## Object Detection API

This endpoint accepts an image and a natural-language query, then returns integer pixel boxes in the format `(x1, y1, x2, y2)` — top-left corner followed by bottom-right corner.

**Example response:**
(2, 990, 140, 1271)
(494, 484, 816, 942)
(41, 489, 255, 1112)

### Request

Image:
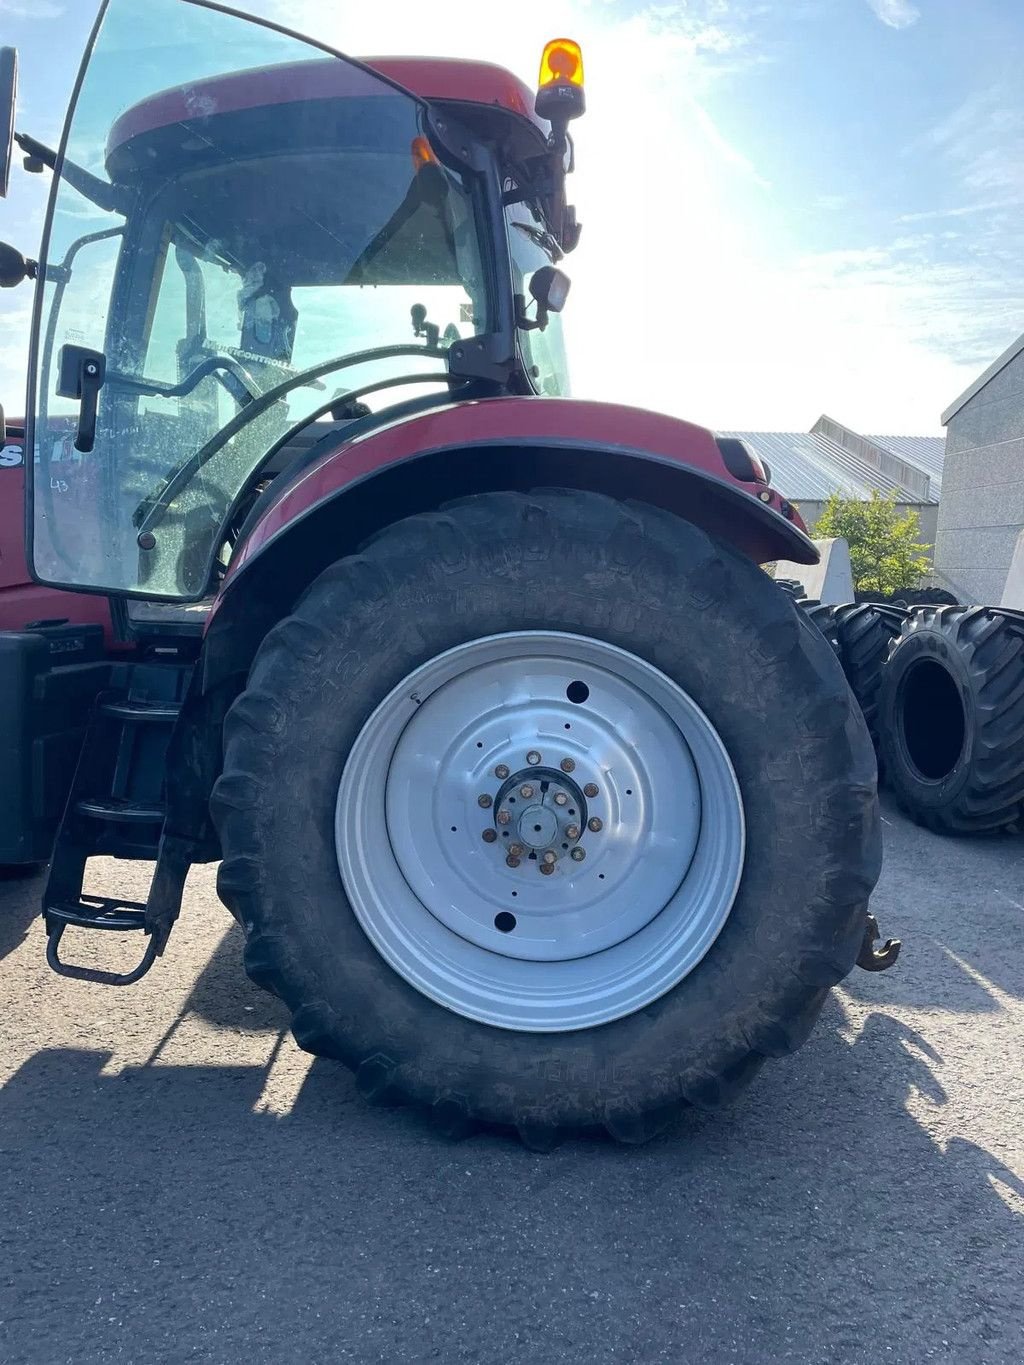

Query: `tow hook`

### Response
(856, 913, 901, 971)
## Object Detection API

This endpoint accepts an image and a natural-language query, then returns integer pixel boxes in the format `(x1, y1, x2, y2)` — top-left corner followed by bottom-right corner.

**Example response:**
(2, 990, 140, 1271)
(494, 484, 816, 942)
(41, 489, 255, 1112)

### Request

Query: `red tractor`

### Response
(0, 0, 891, 1146)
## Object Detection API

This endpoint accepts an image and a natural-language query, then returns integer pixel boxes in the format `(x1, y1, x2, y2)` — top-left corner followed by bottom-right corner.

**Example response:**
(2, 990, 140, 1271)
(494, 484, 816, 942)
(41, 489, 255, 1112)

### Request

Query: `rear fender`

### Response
(202, 399, 815, 691)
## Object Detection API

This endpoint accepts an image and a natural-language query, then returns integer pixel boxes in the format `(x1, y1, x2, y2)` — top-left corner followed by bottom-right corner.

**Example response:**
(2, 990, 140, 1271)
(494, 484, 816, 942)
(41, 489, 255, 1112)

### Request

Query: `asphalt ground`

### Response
(0, 798, 1021, 1365)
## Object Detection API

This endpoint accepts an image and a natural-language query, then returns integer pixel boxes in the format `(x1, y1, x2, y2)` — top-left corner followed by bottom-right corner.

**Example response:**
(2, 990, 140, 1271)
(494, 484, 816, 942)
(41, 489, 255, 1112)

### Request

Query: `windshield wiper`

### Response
(132, 343, 448, 533)
(509, 219, 563, 262)
(109, 353, 260, 406)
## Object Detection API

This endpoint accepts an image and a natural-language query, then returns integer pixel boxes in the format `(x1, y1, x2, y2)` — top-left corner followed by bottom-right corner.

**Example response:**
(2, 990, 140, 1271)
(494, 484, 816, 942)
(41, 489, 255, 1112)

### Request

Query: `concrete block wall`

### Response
(936, 346, 1024, 604)
(796, 501, 938, 565)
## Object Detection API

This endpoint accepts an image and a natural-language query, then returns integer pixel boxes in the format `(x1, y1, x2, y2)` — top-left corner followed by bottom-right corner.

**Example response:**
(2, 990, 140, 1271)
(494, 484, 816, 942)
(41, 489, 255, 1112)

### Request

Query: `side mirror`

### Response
(0, 48, 17, 199)
(527, 265, 571, 329)
(0, 240, 35, 288)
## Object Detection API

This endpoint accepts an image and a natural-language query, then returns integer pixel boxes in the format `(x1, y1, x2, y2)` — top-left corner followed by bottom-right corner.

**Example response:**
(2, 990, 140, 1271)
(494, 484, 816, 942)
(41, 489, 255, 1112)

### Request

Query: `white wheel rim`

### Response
(336, 631, 745, 1031)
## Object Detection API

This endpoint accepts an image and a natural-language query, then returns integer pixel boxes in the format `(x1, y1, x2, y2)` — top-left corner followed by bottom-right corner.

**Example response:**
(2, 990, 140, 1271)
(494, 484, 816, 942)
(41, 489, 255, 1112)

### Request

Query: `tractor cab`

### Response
(19, 0, 580, 603)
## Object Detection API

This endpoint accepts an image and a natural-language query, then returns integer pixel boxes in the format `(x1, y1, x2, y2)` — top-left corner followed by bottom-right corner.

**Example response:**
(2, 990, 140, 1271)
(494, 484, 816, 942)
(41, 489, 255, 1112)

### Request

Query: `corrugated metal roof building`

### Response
(868, 435, 946, 493)
(721, 417, 943, 504)
(720, 415, 946, 553)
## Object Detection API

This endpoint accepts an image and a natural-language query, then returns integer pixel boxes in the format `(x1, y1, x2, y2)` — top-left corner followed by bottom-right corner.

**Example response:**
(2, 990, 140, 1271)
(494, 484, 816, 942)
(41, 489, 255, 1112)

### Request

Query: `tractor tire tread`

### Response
(211, 490, 880, 1146)
(833, 603, 907, 748)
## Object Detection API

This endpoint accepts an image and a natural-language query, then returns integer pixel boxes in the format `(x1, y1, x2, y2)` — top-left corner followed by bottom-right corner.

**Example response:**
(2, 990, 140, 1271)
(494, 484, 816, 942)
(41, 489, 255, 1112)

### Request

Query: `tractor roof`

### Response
(368, 56, 541, 125)
(107, 55, 548, 156)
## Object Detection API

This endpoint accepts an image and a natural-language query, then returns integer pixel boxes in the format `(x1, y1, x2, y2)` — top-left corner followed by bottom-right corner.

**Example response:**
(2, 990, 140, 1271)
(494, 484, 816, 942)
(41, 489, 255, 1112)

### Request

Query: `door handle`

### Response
(56, 343, 105, 452)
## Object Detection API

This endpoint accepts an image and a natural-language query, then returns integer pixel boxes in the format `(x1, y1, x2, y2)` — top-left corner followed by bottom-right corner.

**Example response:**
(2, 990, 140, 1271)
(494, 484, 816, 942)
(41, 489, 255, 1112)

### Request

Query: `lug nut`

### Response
(588, 817, 603, 833)
(509, 844, 524, 857)
(554, 792, 568, 807)
(482, 829, 497, 843)
(478, 793, 493, 808)
(506, 855, 521, 868)
(520, 784, 535, 799)
(527, 750, 542, 766)
(496, 809, 512, 826)
(540, 862, 554, 875)
(584, 783, 599, 798)
(566, 824, 580, 840)
(542, 851, 557, 865)
(571, 847, 586, 862)
(560, 758, 575, 773)
(495, 764, 510, 780)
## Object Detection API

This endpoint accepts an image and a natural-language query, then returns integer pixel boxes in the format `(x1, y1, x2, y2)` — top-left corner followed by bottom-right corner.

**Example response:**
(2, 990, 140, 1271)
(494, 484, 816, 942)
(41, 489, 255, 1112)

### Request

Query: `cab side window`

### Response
(505, 202, 571, 397)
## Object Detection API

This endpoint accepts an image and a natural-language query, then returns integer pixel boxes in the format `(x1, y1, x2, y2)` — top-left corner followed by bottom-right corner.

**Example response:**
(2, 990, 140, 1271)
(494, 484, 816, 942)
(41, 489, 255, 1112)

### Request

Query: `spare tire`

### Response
(774, 577, 807, 602)
(889, 587, 959, 609)
(832, 603, 907, 751)
(799, 601, 843, 657)
(877, 606, 1024, 834)
(212, 490, 880, 1146)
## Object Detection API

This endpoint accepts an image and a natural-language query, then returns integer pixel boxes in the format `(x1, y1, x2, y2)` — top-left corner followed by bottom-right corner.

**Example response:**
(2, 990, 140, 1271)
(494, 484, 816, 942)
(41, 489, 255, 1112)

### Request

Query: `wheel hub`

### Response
(492, 768, 586, 859)
(336, 631, 745, 1031)
(517, 801, 558, 850)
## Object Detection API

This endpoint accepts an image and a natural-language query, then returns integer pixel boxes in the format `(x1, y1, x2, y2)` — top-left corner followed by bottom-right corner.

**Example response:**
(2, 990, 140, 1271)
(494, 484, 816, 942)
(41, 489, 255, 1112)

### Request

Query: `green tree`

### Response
(812, 489, 931, 595)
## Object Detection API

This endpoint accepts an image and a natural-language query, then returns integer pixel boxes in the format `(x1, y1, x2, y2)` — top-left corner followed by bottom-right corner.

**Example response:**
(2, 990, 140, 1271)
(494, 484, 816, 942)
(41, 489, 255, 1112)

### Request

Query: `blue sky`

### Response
(1, 0, 1022, 433)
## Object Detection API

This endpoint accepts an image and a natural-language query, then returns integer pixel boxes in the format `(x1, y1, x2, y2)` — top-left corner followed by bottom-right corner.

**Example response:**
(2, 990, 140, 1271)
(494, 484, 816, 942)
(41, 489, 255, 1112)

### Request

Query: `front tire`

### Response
(212, 491, 880, 1145)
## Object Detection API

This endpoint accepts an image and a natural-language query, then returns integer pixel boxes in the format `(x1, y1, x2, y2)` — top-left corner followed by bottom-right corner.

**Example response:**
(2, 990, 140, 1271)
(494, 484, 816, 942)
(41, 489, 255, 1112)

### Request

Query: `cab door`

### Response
(27, 0, 465, 601)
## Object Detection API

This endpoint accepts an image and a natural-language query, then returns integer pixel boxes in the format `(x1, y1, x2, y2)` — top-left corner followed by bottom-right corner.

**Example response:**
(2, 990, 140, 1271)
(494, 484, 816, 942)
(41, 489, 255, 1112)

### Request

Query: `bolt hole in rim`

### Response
(336, 631, 745, 1031)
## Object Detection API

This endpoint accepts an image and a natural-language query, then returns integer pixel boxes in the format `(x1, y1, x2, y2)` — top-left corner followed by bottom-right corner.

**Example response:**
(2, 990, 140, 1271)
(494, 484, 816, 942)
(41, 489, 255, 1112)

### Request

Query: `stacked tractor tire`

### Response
(785, 586, 1024, 836)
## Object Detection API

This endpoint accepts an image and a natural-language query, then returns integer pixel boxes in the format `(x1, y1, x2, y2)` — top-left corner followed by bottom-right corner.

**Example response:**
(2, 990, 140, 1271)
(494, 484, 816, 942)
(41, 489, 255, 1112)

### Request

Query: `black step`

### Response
(99, 698, 181, 723)
(40, 656, 195, 988)
(76, 796, 165, 824)
(46, 897, 147, 932)
(44, 896, 157, 986)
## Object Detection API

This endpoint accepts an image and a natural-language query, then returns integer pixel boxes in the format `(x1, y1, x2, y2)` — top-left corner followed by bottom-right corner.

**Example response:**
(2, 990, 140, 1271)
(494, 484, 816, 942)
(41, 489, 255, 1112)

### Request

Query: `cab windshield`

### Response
(30, 0, 490, 599)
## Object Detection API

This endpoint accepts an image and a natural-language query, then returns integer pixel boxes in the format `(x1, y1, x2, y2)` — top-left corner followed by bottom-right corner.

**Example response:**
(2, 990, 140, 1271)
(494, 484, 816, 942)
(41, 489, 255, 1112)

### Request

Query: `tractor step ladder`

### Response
(43, 658, 193, 986)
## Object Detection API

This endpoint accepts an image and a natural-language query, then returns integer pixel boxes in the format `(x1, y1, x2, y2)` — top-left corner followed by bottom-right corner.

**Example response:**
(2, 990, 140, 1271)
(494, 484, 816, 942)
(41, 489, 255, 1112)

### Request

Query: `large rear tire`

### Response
(877, 606, 1024, 834)
(211, 491, 880, 1145)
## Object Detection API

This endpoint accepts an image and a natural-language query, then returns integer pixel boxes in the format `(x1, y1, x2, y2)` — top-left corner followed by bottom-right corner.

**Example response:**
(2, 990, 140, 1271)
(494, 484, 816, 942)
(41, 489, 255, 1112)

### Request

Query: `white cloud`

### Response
(897, 200, 1021, 224)
(0, 1, 63, 17)
(926, 88, 1024, 203)
(791, 239, 1022, 369)
(600, 231, 986, 433)
(689, 97, 772, 189)
(0, 296, 34, 418)
(865, 0, 921, 29)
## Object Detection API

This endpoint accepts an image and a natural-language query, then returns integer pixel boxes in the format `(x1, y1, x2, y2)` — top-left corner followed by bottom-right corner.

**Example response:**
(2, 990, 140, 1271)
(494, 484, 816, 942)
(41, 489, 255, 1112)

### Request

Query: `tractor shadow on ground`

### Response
(0, 994, 1020, 1364)
(164, 918, 290, 1035)
(1, 806, 1020, 1361)
(842, 798, 1024, 1009)
(0, 862, 45, 964)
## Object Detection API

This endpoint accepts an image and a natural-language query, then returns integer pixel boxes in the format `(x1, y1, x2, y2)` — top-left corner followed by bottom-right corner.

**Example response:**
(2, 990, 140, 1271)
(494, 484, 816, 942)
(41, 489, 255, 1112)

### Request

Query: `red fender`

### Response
(201, 397, 815, 682)
(226, 396, 813, 584)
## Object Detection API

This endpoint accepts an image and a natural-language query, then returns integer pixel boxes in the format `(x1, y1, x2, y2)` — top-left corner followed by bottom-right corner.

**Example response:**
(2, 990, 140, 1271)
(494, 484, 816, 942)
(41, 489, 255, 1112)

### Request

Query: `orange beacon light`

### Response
(535, 39, 585, 124)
